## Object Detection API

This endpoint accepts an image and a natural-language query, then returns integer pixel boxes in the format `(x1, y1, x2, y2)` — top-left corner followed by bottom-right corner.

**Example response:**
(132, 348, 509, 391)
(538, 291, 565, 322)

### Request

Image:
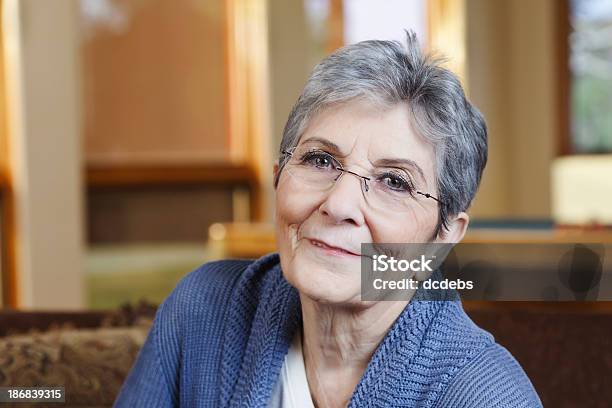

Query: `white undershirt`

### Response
(268, 328, 315, 408)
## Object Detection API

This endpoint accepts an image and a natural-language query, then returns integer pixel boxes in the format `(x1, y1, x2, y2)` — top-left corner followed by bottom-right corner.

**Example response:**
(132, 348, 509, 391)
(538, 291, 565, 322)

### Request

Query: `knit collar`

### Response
(220, 253, 452, 407)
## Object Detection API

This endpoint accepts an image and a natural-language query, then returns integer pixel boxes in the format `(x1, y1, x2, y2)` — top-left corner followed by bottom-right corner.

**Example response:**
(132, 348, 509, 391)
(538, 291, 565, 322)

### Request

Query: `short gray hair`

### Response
(274, 31, 487, 238)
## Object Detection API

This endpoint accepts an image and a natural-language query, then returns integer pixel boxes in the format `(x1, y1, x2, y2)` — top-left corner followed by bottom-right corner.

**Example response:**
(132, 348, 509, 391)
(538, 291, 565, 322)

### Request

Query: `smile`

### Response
(307, 239, 360, 257)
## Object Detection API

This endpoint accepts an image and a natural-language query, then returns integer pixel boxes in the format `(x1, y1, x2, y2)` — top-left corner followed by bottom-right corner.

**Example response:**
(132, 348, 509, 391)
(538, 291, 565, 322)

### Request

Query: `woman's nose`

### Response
(318, 171, 366, 226)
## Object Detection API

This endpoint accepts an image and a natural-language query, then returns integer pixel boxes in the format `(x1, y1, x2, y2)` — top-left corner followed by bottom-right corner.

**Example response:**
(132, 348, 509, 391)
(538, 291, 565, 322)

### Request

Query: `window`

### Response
(569, 0, 612, 153)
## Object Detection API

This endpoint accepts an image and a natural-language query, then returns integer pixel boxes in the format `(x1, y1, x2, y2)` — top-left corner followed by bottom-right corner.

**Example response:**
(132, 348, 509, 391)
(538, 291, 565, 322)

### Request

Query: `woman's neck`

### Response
(299, 295, 409, 407)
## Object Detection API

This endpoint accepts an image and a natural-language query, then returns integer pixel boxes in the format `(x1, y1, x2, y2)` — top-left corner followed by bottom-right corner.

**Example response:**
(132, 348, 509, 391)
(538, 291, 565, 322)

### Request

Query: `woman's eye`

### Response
(302, 152, 336, 169)
(380, 173, 413, 192)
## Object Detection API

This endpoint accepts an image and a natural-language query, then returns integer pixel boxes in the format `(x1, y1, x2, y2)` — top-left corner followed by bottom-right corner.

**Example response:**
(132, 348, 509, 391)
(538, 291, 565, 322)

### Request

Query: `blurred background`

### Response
(1, 1, 612, 406)
(0, 0, 612, 309)
(0, 0, 611, 311)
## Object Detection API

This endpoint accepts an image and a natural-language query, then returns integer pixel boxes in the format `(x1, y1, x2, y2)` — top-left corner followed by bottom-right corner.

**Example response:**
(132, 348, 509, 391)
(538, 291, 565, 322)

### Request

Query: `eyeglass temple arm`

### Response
(417, 191, 442, 203)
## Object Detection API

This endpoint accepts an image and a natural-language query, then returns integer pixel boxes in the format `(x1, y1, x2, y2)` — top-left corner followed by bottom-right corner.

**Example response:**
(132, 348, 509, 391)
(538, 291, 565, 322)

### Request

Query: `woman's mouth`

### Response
(307, 239, 360, 257)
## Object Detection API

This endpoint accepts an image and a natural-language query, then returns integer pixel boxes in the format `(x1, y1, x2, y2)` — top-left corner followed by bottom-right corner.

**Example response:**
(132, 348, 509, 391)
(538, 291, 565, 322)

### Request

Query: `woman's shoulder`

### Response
(429, 302, 543, 407)
(435, 342, 543, 407)
(144, 253, 283, 349)
(115, 254, 283, 406)
(163, 252, 281, 316)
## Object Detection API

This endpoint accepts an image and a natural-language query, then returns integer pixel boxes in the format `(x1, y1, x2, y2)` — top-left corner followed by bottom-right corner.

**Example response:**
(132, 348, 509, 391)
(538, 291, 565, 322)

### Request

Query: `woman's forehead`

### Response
(301, 101, 435, 166)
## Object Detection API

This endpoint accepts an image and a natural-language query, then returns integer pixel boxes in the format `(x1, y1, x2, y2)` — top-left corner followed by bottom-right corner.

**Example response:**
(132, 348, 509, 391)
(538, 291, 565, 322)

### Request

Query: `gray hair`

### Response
(274, 31, 487, 238)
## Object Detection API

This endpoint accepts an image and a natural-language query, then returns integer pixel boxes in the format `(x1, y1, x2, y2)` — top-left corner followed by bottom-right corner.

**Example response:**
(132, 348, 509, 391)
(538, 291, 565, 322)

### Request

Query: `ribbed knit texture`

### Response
(114, 253, 542, 407)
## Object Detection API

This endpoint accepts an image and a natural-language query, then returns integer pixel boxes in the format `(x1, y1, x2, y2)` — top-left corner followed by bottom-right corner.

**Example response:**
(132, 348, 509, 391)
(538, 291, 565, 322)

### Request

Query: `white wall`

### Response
(466, 0, 558, 219)
(3, 0, 84, 309)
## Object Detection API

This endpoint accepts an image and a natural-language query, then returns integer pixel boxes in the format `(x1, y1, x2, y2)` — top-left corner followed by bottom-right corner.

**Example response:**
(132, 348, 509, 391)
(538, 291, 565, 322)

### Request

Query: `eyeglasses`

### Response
(280, 145, 442, 212)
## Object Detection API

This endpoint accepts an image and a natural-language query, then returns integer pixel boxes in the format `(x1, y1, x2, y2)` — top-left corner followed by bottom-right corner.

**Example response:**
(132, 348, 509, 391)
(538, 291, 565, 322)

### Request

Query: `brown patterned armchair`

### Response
(0, 303, 155, 407)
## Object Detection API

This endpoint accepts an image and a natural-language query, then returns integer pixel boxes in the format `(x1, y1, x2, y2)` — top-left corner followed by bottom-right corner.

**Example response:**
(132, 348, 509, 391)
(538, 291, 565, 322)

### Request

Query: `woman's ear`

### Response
(437, 212, 470, 244)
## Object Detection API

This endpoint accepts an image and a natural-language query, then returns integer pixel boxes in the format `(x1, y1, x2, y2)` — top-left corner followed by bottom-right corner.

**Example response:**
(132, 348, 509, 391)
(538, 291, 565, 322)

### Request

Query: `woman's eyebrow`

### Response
(374, 158, 426, 183)
(300, 137, 343, 154)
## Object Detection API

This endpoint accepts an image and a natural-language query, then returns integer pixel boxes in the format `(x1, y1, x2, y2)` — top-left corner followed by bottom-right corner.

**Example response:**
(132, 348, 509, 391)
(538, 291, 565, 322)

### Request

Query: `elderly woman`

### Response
(115, 33, 542, 407)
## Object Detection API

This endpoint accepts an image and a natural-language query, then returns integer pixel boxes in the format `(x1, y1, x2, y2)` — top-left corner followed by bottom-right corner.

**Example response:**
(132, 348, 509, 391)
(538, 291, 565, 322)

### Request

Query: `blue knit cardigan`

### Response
(114, 253, 542, 407)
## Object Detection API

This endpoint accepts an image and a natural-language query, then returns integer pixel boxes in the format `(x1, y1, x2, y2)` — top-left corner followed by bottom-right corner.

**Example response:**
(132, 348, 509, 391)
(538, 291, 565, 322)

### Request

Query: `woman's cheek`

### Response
(277, 176, 321, 224)
(275, 176, 320, 256)
(369, 206, 435, 243)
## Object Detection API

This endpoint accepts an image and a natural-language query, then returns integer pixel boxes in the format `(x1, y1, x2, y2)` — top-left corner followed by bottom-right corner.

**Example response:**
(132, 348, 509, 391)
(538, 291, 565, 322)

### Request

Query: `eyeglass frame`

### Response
(279, 146, 443, 205)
